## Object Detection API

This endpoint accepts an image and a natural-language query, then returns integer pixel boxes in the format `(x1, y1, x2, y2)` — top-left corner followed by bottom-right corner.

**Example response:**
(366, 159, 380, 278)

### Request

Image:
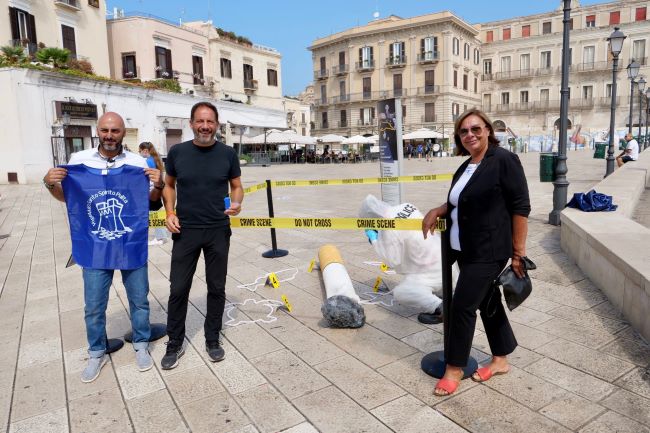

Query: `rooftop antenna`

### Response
(373, 0, 380, 20)
(207, 0, 212, 22)
(179, 7, 185, 25)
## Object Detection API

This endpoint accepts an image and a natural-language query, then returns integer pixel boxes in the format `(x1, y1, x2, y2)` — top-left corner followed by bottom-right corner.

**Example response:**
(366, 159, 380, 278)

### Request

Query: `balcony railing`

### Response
(54, 0, 81, 10)
(122, 66, 140, 79)
(314, 69, 329, 80)
(331, 94, 350, 104)
(387, 88, 407, 98)
(484, 99, 608, 113)
(338, 120, 348, 128)
(417, 51, 439, 63)
(416, 85, 440, 96)
(357, 118, 376, 126)
(355, 60, 375, 72)
(386, 56, 407, 68)
(483, 66, 559, 81)
(596, 96, 620, 107)
(332, 64, 349, 75)
(320, 121, 329, 129)
(570, 60, 612, 73)
(243, 79, 258, 90)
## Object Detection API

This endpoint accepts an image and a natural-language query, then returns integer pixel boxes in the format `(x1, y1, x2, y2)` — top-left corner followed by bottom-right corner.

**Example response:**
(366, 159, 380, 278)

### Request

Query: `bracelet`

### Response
(165, 210, 175, 217)
(42, 177, 55, 190)
(154, 183, 164, 190)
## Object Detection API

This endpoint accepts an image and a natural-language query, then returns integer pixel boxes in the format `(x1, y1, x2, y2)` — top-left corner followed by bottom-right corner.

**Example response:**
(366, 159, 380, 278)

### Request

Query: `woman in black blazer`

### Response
(422, 109, 530, 396)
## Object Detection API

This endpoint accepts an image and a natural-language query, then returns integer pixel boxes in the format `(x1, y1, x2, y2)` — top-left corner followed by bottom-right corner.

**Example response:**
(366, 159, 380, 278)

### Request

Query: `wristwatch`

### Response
(43, 177, 56, 190)
(154, 182, 164, 190)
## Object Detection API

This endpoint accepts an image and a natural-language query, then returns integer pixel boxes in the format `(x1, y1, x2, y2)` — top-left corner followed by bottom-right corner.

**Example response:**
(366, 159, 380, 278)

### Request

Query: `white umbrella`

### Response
(245, 129, 316, 145)
(317, 134, 347, 143)
(403, 128, 444, 140)
(342, 135, 375, 145)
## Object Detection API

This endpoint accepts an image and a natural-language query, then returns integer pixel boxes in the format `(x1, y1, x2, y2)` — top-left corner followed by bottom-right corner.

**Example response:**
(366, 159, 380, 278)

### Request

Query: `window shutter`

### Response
(389, 44, 393, 59)
(360, 108, 363, 119)
(9, 8, 19, 40)
(370, 47, 374, 60)
(400, 42, 405, 58)
(371, 107, 375, 119)
(166, 48, 172, 74)
(27, 13, 37, 43)
(358, 48, 362, 63)
(121, 56, 127, 76)
(420, 38, 425, 54)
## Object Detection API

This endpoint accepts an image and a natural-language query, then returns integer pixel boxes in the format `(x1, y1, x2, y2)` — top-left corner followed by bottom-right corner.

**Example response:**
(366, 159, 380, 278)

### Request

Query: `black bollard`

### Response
(420, 220, 477, 379)
(262, 179, 288, 258)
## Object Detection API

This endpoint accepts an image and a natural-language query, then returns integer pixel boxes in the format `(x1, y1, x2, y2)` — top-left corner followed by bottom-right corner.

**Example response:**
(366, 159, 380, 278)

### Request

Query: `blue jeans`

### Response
(83, 266, 151, 357)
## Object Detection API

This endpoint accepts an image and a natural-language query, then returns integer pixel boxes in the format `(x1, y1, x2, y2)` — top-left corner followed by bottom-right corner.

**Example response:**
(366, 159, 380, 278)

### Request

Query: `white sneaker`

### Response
(135, 348, 153, 372)
(81, 354, 108, 383)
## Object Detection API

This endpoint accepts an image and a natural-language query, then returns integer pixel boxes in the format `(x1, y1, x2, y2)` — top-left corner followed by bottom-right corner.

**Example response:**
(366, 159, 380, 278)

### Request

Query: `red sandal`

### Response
(433, 378, 460, 396)
(471, 367, 509, 382)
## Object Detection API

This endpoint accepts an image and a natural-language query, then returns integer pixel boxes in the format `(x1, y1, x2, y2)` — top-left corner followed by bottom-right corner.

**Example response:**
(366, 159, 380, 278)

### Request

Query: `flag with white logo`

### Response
(62, 164, 149, 269)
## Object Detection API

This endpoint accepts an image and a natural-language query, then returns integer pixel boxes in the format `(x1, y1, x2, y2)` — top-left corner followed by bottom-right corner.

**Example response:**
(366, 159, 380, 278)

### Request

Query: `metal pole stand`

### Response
(124, 323, 167, 343)
(421, 224, 477, 379)
(106, 338, 125, 354)
(262, 179, 288, 258)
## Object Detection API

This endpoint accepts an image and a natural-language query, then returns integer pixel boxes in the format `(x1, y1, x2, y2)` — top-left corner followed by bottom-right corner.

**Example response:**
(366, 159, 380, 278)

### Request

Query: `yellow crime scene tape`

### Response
(242, 173, 452, 195)
(149, 212, 446, 232)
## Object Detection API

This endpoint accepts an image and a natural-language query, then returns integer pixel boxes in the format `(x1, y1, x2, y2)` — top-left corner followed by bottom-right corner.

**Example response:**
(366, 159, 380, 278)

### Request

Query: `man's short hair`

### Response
(190, 101, 219, 122)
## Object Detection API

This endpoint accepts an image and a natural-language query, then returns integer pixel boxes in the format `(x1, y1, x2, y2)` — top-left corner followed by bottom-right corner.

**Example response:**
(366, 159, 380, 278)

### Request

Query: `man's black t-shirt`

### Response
(165, 140, 241, 228)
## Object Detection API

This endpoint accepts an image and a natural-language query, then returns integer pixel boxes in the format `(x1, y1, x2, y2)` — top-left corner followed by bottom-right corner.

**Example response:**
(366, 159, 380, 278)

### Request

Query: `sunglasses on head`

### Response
(459, 125, 487, 138)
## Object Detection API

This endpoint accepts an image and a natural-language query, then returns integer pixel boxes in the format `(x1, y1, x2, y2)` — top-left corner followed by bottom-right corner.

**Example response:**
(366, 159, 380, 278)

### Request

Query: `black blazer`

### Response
(446, 146, 530, 262)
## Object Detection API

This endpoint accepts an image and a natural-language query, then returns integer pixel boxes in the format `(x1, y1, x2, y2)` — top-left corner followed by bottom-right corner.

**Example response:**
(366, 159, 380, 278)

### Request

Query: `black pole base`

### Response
(262, 249, 289, 258)
(421, 351, 478, 379)
(124, 323, 167, 343)
(105, 338, 125, 354)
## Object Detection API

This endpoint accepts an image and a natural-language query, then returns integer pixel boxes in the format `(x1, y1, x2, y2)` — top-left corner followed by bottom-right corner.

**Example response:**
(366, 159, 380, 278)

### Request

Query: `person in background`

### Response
(616, 132, 639, 167)
(139, 142, 168, 245)
(422, 108, 530, 396)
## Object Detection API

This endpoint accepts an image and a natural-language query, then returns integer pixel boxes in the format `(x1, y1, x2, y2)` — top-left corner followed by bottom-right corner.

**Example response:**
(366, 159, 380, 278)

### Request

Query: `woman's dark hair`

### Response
(190, 101, 219, 122)
(138, 141, 163, 172)
(453, 108, 500, 156)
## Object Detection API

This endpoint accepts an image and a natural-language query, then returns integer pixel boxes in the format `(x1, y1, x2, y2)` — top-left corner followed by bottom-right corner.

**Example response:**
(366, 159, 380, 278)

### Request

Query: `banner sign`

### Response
(62, 164, 150, 270)
(377, 98, 404, 205)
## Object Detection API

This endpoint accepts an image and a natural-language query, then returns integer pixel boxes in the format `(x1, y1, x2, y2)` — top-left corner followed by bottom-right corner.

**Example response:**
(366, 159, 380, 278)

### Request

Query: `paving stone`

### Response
(126, 389, 189, 433)
(520, 295, 562, 313)
(579, 410, 650, 433)
(17, 337, 62, 369)
(251, 349, 330, 400)
(279, 423, 319, 433)
(65, 367, 119, 401)
(293, 386, 392, 433)
(536, 338, 636, 382)
(234, 383, 305, 433)
(225, 425, 260, 433)
(11, 360, 65, 422)
(207, 345, 267, 394)
(532, 279, 608, 310)
(114, 363, 165, 400)
(535, 317, 617, 349)
(524, 357, 617, 402)
(68, 387, 132, 433)
(601, 336, 650, 367)
(436, 385, 570, 433)
(507, 305, 554, 328)
(149, 339, 206, 377)
(222, 320, 285, 359)
(600, 388, 650, 426)
(363, 303, 427, 339)
(400, 328, 444, 353)
(550, 305, 629, 334)
(164, 365, 225, 406)
(505, 345, 544, 368)
(614, 367, 650, 400)
(8, 407, 67, 433)
(509, 322, 557, 350)
(180, 391, 251, 433)
(314, 354, 405, 409)
(59, 308, 87, 351)
(539, 394, 606, 430)
(319, 323, 417, 368)
(371, 394, 469, 433)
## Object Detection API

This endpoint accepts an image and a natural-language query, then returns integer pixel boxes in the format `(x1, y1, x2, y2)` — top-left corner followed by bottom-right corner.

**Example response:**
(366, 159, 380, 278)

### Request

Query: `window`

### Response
(320, 84, 327, 104)
(583, 46, 595, 65)
(522, 25, 530, 37)
(633, 40, 646, 64)
(61, 25, 77, 58)
(503, 28, 511, 40)
(463, 74, 468, 91)
(583, 85, 593, 100)
(321, 112, 328, 128)
(486, 31, 493, 42)
(452, 103, 460, 119)
(636, 7, 647, 21)
(520, 54, 530, 71)
(192, 55, 204, 84)
(586, 15, 596, 28)
(541, 51, 551, 69)
(473, 48, 480, 65)
(501, 92, 510, 105)
(424, 103, 435, 122)
(302, 113, 306, 123)
(474, 77, 478, 93)
(453, 70, 458, 87)
(155, 46, 172, 78)
(393, 74, 403, 97)
(362, 77, 371, 99)
(464, 43, 470, 60)
(338, 51, 345, 66)
(484, 59, 492, 75)
(340, 110, 347, 127)
(8, 7, 37, 53)
(568, 18, 573, 31)
(421, 36, 438, 61)
(302, 128, 306, 136)
(425, 70, 435, 92)
(605, 83, 612, 98)
(453, 38, 459, 55)
(267, 68, 278, 86)
(360, 107, 374, 125)
(540, 88, 550, 102)
(389, 41, 405, 64)
(359, 46, 374, 68)
(339, 80, 346, 98)
(220, 58, 232, 78)
(483, 94, 491, 109)
(520, 90, 528, 103)
(88, 0, 100, 7)
(501, 56, 511, 72)
(319, 56, 327, 73)
(121, 53, 137, 78)
(542, 21, 552, 34)
(243, 63, 254, 88)
(610, 11, 620, 25)
(402, 105, 406, 118)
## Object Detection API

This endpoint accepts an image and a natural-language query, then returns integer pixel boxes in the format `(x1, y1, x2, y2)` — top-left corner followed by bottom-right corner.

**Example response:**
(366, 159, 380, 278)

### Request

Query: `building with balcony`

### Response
(283, 96, 311, 137)
(480, 0, 650, 137)
(2, 0, 111, 75)
(308, 12, 482, 137)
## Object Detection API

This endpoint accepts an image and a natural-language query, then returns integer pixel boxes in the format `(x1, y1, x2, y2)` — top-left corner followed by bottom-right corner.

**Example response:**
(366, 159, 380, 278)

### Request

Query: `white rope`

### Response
(224, 298, 285, 327)
(236, 267, 299, 292)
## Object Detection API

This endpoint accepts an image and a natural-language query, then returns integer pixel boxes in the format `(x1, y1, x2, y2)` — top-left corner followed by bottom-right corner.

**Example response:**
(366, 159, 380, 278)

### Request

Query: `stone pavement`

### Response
(1, 150, 649, 433)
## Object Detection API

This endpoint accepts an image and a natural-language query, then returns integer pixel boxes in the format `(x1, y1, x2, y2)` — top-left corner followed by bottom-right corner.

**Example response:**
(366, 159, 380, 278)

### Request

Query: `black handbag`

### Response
(486, 256, 536, 316)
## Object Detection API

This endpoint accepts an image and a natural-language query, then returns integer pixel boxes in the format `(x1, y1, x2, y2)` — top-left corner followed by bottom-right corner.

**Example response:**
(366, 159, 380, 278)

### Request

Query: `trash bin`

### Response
(539, 152, 557, 182)
(593, 143, 607, 159)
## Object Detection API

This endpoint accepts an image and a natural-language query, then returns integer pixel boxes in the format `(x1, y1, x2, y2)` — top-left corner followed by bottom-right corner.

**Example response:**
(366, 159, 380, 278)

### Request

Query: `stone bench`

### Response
(561, 149, 650, 342)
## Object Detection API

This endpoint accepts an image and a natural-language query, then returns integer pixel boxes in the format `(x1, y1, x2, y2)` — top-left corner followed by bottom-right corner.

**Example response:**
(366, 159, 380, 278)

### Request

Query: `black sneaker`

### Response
(206, 341, 225, 362)
(161, 340, 184, 370)
(417, 307, 443, 325)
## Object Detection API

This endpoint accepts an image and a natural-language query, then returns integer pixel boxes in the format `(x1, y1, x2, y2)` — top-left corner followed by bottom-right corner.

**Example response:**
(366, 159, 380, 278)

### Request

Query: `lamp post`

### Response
(549, 0, 572, 226)
(627, 60, 640, 133)
(638, 77, 646, 149)
(646, 88, 650, 150)
(605, 28, 626, 176)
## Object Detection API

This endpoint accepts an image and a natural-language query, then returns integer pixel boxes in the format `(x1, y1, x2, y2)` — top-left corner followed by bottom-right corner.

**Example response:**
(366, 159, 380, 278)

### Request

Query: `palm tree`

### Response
(36, 47, 70, 68)
(0, 45, 27, 64)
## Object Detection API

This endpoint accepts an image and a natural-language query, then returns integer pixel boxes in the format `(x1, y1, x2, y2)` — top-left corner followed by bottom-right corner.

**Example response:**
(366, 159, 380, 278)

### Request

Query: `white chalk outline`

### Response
(224, 298, 286, 327)
(359, 290, 395, 307)
(236, 268, 299, 292)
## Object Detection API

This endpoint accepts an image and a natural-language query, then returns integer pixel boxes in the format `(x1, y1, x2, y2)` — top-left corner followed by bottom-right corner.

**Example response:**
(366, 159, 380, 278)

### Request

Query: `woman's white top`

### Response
(449, 162, 480, 251)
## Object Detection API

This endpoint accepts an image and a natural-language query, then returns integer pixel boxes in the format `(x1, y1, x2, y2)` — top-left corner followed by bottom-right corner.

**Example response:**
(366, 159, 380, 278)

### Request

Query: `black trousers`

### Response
(167, 226, 231, 344)
(447, 253, 517, 367)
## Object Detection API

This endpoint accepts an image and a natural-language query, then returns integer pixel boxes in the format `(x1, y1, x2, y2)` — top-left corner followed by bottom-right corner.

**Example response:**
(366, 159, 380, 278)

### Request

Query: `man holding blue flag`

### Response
(43, 112, 162, 382)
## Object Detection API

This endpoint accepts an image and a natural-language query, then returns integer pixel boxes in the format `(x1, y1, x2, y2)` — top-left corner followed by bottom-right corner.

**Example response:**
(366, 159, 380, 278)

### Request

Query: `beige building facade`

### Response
(283, 96, 311, 137)
(479, 0, 650, 138)
(309, 12, 482, 137)
(1, 0, 111, 76)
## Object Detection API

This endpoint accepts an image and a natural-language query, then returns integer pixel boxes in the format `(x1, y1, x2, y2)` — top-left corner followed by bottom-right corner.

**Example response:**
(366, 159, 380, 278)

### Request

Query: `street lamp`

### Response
(627, 60, 640, 133)
(646, 88, 650, 150)
(637, 77, 646, 148)
(605, 27, 626, 177)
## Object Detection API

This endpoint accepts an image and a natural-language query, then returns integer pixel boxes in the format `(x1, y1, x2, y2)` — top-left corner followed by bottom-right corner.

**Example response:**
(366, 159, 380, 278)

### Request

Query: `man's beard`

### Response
(194, 130, 215, 145)
(100, 138, 122, 152)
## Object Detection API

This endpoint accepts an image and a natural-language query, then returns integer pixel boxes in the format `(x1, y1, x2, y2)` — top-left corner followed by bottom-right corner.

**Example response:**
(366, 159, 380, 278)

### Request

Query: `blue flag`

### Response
(62, 164, 150, 270)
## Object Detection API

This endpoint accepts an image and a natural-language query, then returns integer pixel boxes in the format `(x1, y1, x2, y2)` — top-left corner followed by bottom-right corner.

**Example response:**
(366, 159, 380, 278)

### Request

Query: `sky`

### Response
(106, 0, 609, 96)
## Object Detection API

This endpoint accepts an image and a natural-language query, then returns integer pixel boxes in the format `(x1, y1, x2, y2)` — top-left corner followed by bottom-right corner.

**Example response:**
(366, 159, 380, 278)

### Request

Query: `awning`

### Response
(215, 101, 287, 129)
